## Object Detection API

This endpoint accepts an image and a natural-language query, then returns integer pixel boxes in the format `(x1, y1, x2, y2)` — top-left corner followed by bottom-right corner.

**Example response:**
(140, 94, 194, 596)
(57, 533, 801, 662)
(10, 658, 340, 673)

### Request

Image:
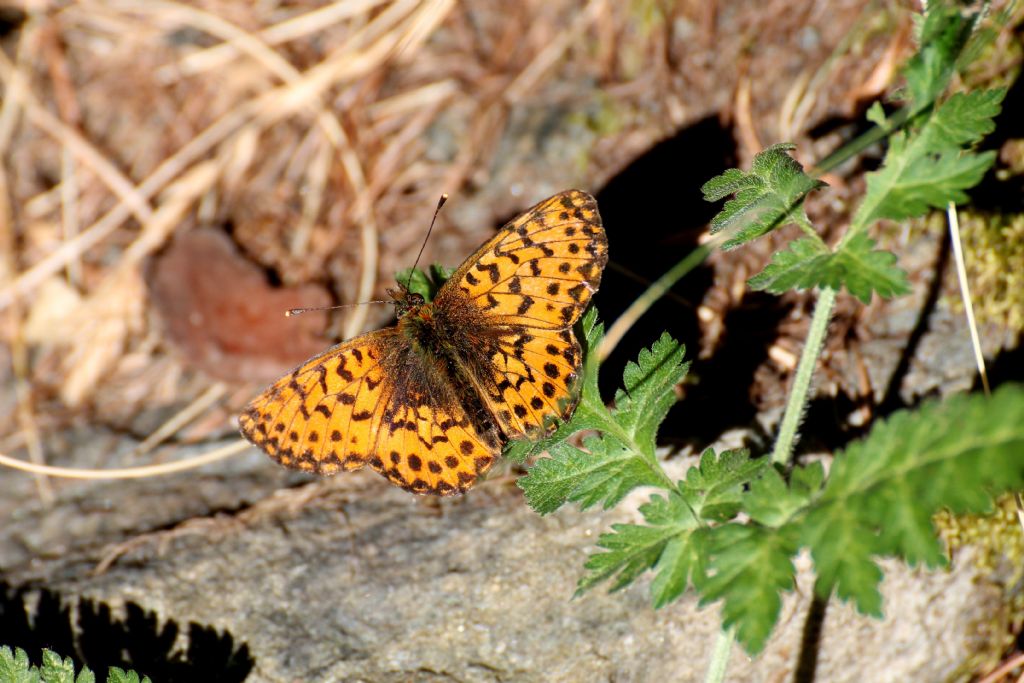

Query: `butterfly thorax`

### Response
(396, 298, 467, 362)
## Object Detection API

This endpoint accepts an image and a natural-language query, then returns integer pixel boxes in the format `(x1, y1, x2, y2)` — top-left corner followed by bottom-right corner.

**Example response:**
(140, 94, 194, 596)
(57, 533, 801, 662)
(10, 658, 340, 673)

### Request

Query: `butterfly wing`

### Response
(239, 330, 500, 494)
(434, 189, 607, 438)
(439, 190, 606, 330)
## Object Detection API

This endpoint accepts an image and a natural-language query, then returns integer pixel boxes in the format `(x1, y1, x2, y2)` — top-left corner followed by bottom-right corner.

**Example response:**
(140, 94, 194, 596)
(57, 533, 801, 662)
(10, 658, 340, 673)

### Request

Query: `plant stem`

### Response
(706, 288, 837, 680)
(704, 629, 734, 683)
(772, 286, 837, 465)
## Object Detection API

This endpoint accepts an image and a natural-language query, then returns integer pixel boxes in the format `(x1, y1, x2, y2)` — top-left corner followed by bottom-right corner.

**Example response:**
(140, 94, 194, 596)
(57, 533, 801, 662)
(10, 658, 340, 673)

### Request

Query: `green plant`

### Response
(0, 646, 150, 683)
(509, 0, 1023, 678)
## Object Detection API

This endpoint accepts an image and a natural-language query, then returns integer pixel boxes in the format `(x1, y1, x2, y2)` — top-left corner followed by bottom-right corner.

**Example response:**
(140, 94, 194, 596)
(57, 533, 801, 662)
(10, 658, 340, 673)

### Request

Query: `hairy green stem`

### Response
(706, 288, 836, 681)
(772, 287, 837, 465)
(704, 629, 735, 683)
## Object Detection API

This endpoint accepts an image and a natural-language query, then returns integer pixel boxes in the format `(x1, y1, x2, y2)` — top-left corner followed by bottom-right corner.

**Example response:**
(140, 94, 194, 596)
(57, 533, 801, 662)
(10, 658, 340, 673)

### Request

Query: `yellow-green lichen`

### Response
(957, 210, 1024, 333)
(936, 494, 1024, 680)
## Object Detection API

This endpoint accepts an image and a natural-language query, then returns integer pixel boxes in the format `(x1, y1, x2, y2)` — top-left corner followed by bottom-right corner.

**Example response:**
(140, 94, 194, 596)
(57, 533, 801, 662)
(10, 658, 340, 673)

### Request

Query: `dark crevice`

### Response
(0, 582, 253, 682)
(877, 225, 952, 417)
(593, 116, 736, 443)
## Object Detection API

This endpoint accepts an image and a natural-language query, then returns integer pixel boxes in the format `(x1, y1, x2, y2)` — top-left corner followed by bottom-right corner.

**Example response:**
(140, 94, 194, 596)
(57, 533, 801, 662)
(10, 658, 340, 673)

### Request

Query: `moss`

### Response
(955, 210, 1024, 333)
(936, 494, 1024, 680)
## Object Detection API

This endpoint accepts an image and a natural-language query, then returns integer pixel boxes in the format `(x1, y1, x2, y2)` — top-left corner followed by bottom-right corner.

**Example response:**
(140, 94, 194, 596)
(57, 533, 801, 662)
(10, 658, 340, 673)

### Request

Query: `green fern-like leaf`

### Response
(0, 647, 150, 683)
(700, 384, 1024, 655)
(578, 493, 711, 609)
(699, 523, 800, 654)
(799, 383, 1024, 612)
(612, 332, 690, 457)
(518, 327, 689, 513)
(575, 449, 767, 607)
(678, 448, 769, 522)
(0, 646, 38, 683)
(39, 650, 87, 683)
(106, 669, 150, 683)
(855, 88, 1004, 227)
(748, 232, 910, 303)
(701, 143, 825, 250)
(901, 2, 977, 109)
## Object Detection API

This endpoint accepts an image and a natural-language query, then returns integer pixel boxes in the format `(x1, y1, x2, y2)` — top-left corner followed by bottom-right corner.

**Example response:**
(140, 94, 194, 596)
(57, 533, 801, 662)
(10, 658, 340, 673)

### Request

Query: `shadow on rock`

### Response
(0, 582, 253, 682)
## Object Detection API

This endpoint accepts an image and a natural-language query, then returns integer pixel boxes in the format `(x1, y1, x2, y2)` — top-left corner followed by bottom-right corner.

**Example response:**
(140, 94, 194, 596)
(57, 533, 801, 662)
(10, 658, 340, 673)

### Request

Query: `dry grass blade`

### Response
(0, 51, 155, 224)
(0, 103, 252, 311)
(61, 161, 220, 406)
(505, 0, 606, 102)
(947, 202, 991, 396)
(131, 382, 230, 459)
(157, 0, 391, 82)
(0, 439, 250, 480)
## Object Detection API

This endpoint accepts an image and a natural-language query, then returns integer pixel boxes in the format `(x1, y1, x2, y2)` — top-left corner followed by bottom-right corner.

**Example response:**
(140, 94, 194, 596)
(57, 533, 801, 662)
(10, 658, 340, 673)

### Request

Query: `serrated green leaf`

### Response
(856, 88, 1004, 227)
(519, 326, 689, 513)
(0, 646, 39, 683)
(651, 532, 709, 607)
(678, 448, 768, 521)
(612, 332, 690, 457)
(921, 89, 1003, 149)
(39, 650, 81, 683)
(701, 143, 826, 250)
(743, 467, 814, 527)
(577, 493, 705, 605)
(106, 668, 150, 683)
(863, 148, 996, 222)
(797, 384, 1024, 614)
(748, 233, 910, 303)
(799, 504, 885, 617)
(521, 439, 664, 514)
(699, 523, 799, 654)
(902, 2, 976, 109)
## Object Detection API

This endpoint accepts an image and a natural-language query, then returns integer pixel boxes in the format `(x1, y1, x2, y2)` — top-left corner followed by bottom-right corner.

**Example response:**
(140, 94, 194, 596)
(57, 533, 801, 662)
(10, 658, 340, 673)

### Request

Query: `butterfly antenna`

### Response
(286, 301, 389, 317)
(405, 193, 449, 291)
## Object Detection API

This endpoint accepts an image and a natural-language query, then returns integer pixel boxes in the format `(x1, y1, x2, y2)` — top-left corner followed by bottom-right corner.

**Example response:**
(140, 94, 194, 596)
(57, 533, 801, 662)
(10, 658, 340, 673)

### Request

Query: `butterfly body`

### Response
(240, 190, 607, 495)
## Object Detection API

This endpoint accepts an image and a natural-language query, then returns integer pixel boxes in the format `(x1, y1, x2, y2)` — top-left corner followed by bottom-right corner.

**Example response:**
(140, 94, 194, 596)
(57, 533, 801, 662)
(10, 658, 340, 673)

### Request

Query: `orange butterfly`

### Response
(239, 190, 607, 495)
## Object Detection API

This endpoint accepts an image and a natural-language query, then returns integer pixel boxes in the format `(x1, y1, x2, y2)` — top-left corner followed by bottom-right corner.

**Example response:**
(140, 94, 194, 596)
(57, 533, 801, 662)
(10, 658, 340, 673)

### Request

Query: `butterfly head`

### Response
(388, 284, 427, 319)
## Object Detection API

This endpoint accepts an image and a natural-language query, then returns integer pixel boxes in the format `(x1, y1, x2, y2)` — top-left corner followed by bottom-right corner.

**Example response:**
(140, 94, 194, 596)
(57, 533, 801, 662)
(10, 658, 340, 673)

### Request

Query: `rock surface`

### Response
(0, 435, 1007, 683)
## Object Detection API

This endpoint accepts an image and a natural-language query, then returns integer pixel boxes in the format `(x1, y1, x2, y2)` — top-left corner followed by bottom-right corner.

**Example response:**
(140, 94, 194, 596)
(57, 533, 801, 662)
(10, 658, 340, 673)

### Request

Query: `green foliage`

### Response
(797, 384, 1024, 607)
(394, 263, 455, 302)
(578, 493, 701, 597)
(700, 523, 799, 653)
(901, 1, 977, 109)
(516, 0, 1019, 670)
(517, 310, 690, 513)
(703, 5, 1004, 306)
(748, 232, 910, 303)
(701, 143, 825, 250)
(678, 448, 768, 522)
(574, 448, 770, 610)
(0, 647, 150, 683)
(856, 88, 1004, 226)
(0, 647, 36, 683)
(715, 386, 1024, 652)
